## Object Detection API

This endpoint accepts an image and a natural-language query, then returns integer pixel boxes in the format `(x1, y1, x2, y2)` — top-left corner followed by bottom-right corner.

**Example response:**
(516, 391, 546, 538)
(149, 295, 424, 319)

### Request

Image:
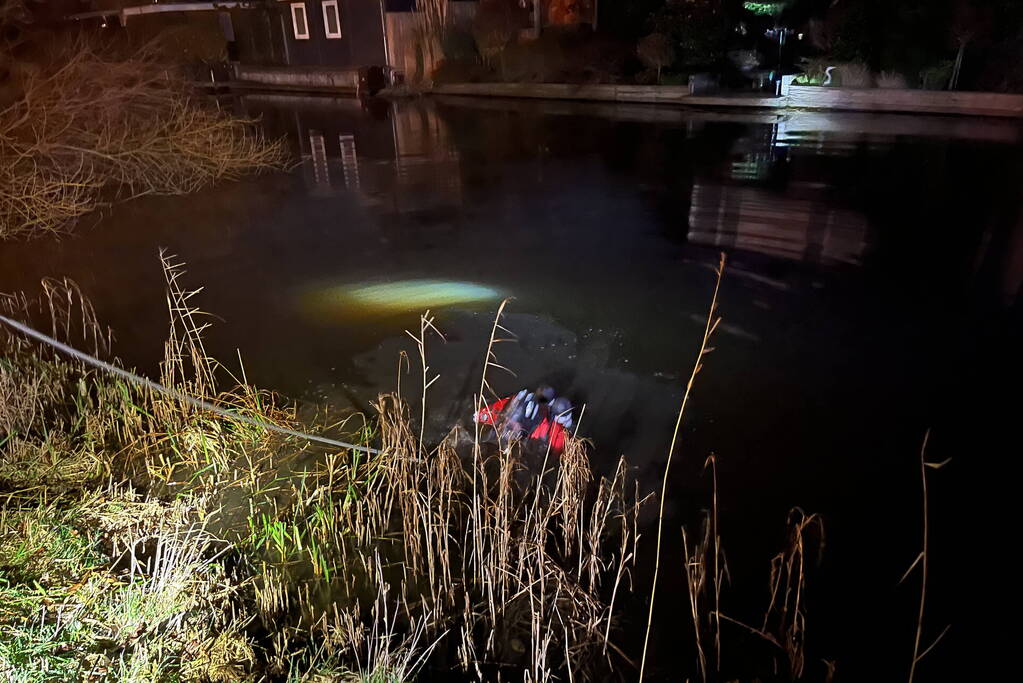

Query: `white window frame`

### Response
(321, 0, 342, 39)
(290, 3, 310, 40)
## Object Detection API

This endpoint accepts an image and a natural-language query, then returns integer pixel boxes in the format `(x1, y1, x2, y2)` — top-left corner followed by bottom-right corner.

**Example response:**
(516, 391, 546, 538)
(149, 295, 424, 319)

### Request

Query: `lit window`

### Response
(290, 3, 309, 40)
(322, 0, 342, 39)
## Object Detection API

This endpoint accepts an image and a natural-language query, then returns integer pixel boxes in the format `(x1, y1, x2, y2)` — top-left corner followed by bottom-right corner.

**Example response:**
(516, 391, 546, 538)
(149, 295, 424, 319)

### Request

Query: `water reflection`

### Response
(2, 95, 1020, 402)
(234, 93, 1023, 300)
(689, 121, 869, 266)
(689, 181, 869, 265)
(241, 93, 464, 214)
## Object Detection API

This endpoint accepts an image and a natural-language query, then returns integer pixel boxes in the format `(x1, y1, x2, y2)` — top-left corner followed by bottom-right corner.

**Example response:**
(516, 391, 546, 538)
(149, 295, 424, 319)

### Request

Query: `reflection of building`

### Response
(688, 121, 870, 266)
(689, 183, 868, 266)
(241, 95, 463, 213)
(391, 107, 463, 212)
(729, 123, 779, 181)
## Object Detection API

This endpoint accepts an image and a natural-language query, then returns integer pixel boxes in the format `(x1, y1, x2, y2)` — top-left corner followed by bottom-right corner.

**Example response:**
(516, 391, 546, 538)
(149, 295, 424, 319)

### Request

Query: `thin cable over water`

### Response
(0, 313, 380, 455)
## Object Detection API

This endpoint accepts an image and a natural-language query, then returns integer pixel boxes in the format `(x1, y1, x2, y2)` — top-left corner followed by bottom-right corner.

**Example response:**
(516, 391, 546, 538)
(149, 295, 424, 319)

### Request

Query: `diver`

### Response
(474, 386, 573, 454)
(529, 396, 573, 453)
(503, 385, 553, 439)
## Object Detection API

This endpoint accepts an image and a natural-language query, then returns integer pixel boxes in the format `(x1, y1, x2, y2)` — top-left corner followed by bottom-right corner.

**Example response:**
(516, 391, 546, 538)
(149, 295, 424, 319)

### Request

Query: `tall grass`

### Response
(1, 256, 948, 680)
(904, 431, 950, 683)
(0, 263, 643, 681)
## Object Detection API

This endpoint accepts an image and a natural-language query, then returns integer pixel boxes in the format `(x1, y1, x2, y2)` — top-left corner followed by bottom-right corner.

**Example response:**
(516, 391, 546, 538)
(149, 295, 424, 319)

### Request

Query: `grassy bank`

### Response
(0, 263, 645, 681)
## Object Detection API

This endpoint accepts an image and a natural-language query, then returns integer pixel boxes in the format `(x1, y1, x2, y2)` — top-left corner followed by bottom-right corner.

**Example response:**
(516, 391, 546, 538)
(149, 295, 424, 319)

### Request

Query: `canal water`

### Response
(1, 95, 1019, 679)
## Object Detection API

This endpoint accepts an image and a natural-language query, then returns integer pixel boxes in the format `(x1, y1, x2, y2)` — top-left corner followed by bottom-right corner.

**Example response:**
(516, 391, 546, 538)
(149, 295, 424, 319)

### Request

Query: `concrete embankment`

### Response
(216, 67, 1023, 118)
(231, 65, 363, 95)
(429, 82, 1023, 118)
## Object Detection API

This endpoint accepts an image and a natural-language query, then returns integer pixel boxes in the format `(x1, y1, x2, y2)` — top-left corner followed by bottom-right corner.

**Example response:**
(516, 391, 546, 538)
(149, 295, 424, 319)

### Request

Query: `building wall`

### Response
(232, 7, 283, 66)
(230, 2, 490, 73)
(271, 0, 387, 68)
(384, 12, 427, 80)
(385, 3, 478, 82)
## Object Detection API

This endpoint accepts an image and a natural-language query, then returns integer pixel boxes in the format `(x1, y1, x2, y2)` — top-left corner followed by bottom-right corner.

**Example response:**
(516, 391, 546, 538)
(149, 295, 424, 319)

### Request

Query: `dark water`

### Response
(2, 95, 1020, 679)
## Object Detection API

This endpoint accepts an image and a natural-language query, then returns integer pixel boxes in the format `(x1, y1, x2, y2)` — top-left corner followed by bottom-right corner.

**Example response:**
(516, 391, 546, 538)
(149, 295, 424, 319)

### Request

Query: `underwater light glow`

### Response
(303, 279, 502, 316)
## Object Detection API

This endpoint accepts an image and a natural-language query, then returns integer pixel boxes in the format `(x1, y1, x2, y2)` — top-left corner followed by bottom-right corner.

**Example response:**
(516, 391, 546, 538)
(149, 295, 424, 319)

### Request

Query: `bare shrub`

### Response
(831, 62, 873, 88)
(877, 70, 909, 89)
(472, 0, 528, 78)
(0, 36, 288, 239)
(637, 33, 675, 84)
(920, 61, 954, 90)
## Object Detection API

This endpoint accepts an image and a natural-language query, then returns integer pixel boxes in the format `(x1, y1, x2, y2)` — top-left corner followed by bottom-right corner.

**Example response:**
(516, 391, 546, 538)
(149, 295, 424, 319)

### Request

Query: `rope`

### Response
(0, 314, 380, 455)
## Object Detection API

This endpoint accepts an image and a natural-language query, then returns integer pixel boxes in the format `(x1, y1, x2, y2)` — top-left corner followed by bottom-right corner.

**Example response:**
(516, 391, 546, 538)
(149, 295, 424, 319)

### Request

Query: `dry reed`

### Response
(904, 430, 950, 683)
(677, 455, 728, 683)
(3, 253, 943, 681)
(711, 507, 824, 680)
(762, 509, 824, 678)
(640, 252, 726, 681)
(681, 522, 710, 682)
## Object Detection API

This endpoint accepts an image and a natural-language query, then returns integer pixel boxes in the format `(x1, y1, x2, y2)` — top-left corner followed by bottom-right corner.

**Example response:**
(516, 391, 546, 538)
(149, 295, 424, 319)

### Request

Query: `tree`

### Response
(637, 32, 675, 83)
(948, 0, 991, 89)
(472, 0, 528, 79)
(650, 0, 737, 70)
(1, 37, 286, 238)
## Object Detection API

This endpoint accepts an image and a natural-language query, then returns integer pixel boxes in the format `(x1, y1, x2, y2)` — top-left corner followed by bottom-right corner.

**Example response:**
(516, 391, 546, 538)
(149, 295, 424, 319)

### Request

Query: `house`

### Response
(67, 2, 386, 65)
(231, 1, 387, 68)
(66, 1, 477, 95)
(230, 0, 391, 93)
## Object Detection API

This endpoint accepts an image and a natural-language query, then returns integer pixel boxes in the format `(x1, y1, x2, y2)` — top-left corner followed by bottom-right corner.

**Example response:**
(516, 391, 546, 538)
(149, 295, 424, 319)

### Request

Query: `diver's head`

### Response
(535, 385, 555, 403)
(551, 397, 573, 428)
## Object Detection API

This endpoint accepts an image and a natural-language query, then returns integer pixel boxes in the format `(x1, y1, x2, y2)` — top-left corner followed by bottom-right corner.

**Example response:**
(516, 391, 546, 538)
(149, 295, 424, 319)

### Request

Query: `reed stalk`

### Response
(639, 253, 726, 681)
(905, 430, 951, 683)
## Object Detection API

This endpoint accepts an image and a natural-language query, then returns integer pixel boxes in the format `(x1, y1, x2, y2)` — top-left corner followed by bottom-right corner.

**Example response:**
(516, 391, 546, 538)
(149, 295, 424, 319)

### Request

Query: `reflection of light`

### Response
(302, 279, 502, 316)
(731, 153, 772, 181)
